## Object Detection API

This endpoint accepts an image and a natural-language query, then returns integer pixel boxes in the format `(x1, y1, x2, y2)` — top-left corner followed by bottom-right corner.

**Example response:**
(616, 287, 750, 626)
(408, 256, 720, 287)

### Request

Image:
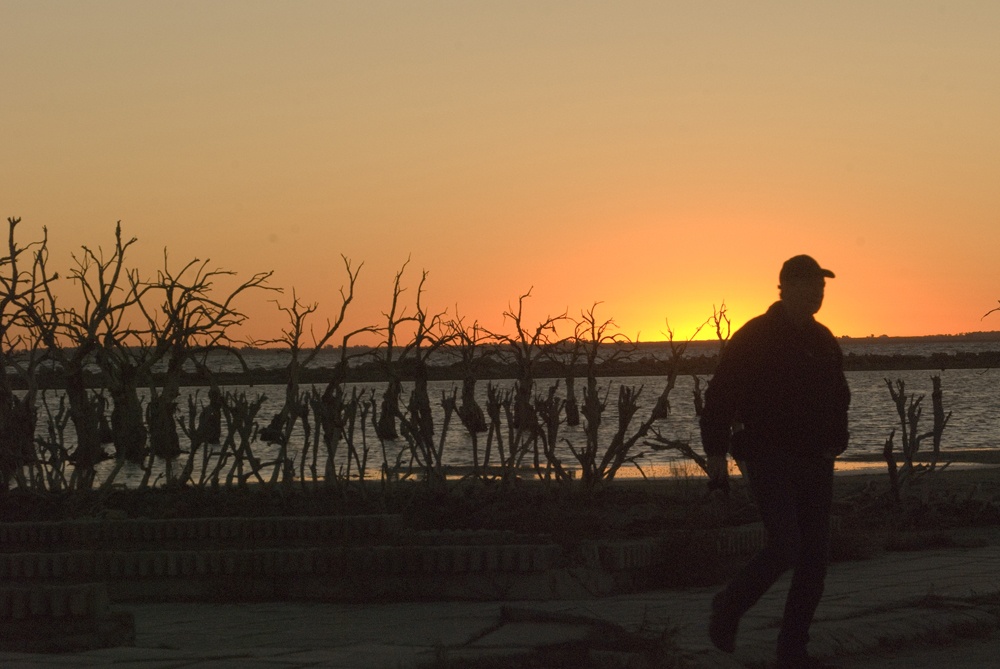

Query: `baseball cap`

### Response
(779, 255, 835, 284)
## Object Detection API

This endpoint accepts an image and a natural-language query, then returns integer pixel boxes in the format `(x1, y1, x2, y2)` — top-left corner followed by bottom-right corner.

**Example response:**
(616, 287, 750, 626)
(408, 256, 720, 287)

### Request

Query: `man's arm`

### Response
(705, 455, 730, 491)
(699, 330, 752, 486)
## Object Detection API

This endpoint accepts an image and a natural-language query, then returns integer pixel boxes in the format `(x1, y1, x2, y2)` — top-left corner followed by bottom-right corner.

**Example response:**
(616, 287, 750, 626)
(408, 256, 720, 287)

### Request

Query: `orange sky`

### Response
(2, 2, 999, 345)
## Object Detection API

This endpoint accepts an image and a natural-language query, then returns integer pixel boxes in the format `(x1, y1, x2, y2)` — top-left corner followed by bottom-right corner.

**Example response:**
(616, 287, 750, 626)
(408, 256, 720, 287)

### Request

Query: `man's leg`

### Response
(776, 457, 835, 665)
(710, 454, 801, 652)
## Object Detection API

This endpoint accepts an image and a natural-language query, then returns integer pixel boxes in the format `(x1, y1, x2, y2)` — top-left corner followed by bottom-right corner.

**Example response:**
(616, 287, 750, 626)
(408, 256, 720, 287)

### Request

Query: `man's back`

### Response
(700, 300, 850, 460)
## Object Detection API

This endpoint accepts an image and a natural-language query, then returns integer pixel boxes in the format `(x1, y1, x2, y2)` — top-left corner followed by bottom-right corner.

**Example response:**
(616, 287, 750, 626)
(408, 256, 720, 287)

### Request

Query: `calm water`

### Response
(23, 338, 1000, 485)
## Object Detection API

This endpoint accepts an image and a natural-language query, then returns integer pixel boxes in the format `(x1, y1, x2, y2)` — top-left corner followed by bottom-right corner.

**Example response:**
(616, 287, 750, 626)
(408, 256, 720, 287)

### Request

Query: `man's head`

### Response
(778, 255, 835, 321)
(779, 255, 835, 284)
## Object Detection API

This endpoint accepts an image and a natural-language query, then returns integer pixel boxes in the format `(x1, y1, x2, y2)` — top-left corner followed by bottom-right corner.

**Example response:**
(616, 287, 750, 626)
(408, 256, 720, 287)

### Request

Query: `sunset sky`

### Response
(3, 1, 999, 345)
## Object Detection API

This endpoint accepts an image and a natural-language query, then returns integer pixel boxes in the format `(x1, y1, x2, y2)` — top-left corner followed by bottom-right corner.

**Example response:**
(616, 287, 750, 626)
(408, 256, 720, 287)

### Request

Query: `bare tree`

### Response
(134, 251, 274, 482)
(884, 378, 931, 482)
(486, 289, 566, 479)
(928, 374, 951, 468)
(256, 256, 374, 485)
(883, 375, 952, 500)
(692, 302, 730, 418)
(373, 260, 410, 441)
(373, 263, 453, 481)
(562, 304, 639, 482)
(17, 223, 142, 489)
(263, 257, 365, 406)
(0, 218, 53, 490)
(441, 312, 493, 477)
(640, 320, 712, 479)
(444, 312, 491, 431)
(711, 302, 731, 353)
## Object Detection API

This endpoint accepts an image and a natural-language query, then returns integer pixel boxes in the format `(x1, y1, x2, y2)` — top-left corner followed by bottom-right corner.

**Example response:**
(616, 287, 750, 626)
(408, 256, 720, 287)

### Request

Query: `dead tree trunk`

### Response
(928, 375, 951, 470)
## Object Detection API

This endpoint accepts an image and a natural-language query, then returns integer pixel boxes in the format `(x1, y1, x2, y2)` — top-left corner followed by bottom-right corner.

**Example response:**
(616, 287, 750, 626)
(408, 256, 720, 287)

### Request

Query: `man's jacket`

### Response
(700, 301, 851, 460)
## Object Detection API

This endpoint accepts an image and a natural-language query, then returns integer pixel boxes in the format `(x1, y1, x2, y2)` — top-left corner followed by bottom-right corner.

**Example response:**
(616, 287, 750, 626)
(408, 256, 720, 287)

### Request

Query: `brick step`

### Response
(0, 514, 404, 548)
(0, 525, 769, 581)
(0, 582, 109, 619)
(0, 525, 777, 604)
(567, 525, 768, 572)
(0, 582, 135, 653)
(0, 527, 767, 588)
(397, 529, 555, 546)
(0, 543, 564, 581)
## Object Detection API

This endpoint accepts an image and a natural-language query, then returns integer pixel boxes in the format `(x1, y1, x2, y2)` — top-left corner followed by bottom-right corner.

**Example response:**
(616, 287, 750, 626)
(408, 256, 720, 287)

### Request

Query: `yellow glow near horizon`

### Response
(3, 2, 999, 347)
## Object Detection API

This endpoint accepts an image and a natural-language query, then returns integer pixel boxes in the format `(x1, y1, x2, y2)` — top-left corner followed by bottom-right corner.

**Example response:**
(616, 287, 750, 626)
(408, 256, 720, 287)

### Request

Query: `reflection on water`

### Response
(28, 367, 1000, 487)
(830, 460, 998, 475)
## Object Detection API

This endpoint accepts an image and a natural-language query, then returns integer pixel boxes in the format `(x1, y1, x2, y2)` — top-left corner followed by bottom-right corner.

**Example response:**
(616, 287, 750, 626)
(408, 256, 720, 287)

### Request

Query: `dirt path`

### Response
(837, 632, 1000, 669)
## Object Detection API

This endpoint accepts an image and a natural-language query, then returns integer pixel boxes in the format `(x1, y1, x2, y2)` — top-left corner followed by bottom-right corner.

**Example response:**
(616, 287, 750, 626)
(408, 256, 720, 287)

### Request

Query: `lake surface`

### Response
(23, 337, 1000, 485)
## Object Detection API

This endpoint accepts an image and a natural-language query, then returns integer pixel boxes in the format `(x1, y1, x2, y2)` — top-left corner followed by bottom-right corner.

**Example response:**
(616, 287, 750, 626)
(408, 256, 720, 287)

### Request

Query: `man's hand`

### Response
(706, 455, 729, 493)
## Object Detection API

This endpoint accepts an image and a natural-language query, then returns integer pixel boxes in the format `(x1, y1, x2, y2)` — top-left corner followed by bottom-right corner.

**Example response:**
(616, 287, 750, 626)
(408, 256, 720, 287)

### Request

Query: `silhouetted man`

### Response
(700, 255, 850, 669)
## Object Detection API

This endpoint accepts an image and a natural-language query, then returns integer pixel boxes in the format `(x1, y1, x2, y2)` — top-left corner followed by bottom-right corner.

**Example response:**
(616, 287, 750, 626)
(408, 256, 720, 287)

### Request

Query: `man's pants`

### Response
(716, 452, 834, 658)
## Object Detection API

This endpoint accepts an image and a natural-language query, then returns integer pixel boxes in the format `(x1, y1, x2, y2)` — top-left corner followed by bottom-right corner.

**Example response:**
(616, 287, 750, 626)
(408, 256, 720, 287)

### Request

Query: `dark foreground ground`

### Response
(4, 451, 1000, 667)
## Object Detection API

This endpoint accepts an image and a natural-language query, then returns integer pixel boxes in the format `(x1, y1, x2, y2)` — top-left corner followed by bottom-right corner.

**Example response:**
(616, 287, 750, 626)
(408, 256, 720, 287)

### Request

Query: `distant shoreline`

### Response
(9, 347, 1000, 390)
(838, 331, 1000, 343)
(7, 331, 1000, 390)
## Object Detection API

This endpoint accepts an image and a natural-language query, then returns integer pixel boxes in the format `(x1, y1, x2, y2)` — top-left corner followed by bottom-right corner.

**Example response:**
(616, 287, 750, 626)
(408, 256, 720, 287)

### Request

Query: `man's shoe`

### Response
(707, 591, 738, 653)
